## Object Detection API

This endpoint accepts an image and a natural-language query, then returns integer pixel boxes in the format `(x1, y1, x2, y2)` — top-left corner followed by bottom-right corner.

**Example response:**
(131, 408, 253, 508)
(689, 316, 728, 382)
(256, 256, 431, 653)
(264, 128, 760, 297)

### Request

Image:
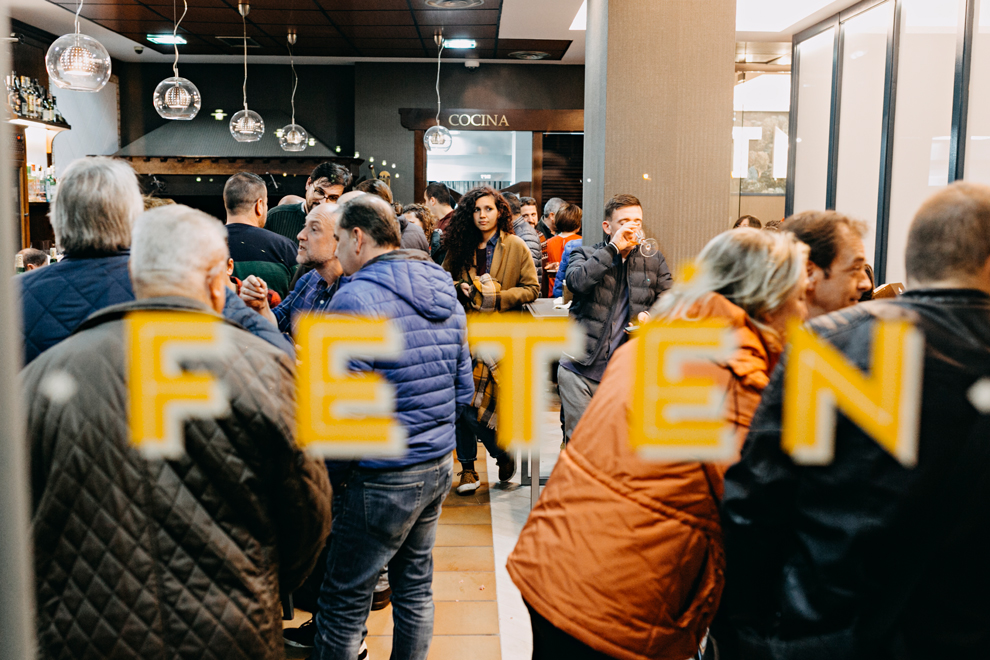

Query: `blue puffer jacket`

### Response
(18, 251, 293, 365)
(327, 249, 474, 469)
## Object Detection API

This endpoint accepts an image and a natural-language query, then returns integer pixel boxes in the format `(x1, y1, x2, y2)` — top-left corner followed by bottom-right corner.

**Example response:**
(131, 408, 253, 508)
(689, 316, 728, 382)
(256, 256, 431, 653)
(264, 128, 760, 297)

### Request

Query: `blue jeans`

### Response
(455, 407, 509, 466)
(314, 456, 454, 660)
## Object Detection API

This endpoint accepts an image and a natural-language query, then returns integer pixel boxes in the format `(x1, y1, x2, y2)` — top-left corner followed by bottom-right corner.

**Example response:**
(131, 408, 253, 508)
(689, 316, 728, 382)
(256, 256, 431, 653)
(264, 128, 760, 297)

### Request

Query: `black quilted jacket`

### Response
(24, 297, 333, 660)
(564, 240, 673, 366)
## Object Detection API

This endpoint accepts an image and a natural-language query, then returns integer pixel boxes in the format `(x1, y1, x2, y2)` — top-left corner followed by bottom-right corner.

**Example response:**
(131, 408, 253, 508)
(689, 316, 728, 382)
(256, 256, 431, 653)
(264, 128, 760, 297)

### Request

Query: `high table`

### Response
(521, 298, 570, 509)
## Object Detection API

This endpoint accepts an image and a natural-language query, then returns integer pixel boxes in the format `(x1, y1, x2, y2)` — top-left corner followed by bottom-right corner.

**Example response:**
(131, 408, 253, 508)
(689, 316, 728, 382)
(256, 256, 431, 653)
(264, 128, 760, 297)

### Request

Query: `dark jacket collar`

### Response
(899, 288, 990, 305)
(76, 296, 222, 334)
(62, 248, 130, 261)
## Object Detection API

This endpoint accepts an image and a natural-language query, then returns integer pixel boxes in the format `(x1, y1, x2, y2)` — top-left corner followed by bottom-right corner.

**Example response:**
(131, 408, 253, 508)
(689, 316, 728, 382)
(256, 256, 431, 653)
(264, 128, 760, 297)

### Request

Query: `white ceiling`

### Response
(7, 0, 864, 65)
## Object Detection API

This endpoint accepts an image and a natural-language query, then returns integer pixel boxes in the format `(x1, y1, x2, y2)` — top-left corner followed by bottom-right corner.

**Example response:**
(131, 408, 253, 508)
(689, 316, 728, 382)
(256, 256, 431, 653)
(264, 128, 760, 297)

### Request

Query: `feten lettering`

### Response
(467, 314, 582, 450)
(782, 318, 923, 467)
(296, 315, 407, 458)
(125, 311, 230, 459)
(630, 320, 739, 461)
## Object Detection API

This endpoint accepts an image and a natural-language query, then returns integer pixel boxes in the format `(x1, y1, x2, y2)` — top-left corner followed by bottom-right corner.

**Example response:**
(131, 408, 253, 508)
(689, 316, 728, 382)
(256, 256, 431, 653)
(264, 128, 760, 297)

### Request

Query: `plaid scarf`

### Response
(471, 355, 499, 430)
(473, 274, 499, 313)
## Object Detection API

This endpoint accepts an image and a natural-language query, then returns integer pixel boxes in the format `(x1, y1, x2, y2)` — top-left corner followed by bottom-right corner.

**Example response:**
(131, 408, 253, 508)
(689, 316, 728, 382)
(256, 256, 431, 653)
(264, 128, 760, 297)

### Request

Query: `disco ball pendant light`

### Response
(153, 0, 200, 120)
(279, 29, 308, 152)
(424, 28, 453, 154)
(230, 2, 264, 142)
(45, 0, 111, 92)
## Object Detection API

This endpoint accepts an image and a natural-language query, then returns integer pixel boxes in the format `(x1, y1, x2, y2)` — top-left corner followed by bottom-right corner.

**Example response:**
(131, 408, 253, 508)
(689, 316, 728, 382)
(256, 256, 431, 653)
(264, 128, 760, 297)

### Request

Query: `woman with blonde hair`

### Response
(508, 228, 809, 660)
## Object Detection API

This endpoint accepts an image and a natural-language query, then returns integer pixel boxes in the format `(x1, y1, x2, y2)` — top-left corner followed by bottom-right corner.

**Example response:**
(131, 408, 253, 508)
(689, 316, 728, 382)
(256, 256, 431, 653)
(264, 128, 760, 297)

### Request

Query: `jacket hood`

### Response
(344, 249, 458, 322)
(686, 292, 781, 389)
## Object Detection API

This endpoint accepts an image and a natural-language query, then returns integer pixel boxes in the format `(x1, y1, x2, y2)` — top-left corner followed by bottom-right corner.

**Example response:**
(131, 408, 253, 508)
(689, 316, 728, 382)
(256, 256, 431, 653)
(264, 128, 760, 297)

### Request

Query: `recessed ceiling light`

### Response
(425, 0, 484, 8)
(147, 34, 187, 45)
(570, 0, 587, 30)
(444, 39, 476, 49)
(508, 51, 550, 60)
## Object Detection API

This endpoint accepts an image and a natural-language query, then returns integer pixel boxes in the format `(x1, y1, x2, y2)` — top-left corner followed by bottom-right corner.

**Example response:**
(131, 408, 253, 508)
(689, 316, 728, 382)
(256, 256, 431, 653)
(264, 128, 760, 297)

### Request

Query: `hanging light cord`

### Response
(241, 11, 248, 111)
(288, 40, 297, 125)
(73, 0, 84, 36)
(434, 40, 445, 127)
(172, 0, 187, 79)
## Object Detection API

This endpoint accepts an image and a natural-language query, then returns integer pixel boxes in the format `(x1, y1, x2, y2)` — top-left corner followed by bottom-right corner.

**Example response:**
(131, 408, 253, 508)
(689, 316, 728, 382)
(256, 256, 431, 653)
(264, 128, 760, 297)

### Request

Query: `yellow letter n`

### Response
(782, 318, 923, 467)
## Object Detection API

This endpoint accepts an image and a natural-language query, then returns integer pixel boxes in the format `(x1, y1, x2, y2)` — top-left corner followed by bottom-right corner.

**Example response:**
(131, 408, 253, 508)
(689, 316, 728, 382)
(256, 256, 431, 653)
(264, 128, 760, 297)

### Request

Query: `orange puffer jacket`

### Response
(507, 293, 781, 660)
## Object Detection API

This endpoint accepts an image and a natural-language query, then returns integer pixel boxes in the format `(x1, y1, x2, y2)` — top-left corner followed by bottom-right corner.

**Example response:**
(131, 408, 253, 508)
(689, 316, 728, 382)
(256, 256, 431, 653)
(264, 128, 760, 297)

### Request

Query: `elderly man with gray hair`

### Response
(22, 204, 333, 660)
(18, 156, 292, 365)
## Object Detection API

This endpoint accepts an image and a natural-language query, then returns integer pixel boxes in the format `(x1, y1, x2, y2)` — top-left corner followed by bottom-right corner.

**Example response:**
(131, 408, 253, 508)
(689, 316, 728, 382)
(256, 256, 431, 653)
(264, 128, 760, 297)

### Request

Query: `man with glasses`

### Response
(267, 162, 352, 244)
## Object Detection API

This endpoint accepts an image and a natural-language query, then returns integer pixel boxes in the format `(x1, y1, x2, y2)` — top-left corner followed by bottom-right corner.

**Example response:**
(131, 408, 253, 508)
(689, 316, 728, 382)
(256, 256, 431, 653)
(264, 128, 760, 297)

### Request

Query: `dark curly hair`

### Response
(443, 186, 514, 279)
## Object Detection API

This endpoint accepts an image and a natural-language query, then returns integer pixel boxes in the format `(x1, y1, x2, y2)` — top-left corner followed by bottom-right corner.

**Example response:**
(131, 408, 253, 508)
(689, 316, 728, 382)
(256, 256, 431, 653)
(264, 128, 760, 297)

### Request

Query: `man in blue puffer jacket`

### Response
(314, 195, 473, 660)
(18, 157, 292, 365)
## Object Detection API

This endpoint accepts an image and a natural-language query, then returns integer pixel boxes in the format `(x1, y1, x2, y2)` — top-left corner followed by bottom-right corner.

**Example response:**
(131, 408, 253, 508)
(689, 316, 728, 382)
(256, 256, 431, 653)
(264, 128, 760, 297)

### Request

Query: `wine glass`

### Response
(633, 228, 659, 257)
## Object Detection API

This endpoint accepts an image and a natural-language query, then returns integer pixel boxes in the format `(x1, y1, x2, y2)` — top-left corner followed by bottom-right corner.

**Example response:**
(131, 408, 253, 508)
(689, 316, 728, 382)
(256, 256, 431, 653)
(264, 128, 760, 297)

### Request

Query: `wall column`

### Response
(582, 0, 736, 270)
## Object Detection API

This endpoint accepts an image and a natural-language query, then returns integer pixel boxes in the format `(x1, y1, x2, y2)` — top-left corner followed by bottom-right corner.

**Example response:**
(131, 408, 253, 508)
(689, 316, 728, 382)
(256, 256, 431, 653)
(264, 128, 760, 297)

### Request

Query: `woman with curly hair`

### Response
(442, 186, 539, 494)
(401, 203, 441, 258)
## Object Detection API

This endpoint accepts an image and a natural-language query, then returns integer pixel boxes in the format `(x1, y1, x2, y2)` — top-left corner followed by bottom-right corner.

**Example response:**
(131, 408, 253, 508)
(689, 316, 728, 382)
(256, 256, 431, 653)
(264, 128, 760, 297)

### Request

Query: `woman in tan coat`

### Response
(507, 229, 810, 660)
(443, 186, 539, 494)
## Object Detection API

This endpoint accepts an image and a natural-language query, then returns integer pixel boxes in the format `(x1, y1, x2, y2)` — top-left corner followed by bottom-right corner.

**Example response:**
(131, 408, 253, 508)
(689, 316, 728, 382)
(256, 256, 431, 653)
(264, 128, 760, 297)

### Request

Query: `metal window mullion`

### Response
(950, 0, 977, 181)
(785, 36, 801, 218)
(826, 23, 845, 210)
(875, 0, 902, 285)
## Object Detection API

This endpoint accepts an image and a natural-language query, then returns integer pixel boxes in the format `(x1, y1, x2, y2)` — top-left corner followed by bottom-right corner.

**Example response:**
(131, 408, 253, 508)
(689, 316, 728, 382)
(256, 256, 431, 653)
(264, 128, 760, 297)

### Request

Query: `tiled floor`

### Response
(284, 385, 565, 660)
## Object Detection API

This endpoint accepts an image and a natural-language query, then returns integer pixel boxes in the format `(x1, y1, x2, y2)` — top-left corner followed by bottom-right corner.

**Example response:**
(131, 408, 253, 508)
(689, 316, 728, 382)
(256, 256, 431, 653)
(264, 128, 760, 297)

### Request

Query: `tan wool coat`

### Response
(445, 230, 539, 311)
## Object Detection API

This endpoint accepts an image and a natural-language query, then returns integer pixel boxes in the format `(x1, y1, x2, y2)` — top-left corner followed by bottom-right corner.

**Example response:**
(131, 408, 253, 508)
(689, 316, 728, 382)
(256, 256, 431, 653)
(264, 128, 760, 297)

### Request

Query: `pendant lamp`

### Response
(424, 28, 452, 154)
(153, 0, 200, 120)
(230, 2, 264, 142)
(45, 0, 111, 92)
(279, 29, 308, 152)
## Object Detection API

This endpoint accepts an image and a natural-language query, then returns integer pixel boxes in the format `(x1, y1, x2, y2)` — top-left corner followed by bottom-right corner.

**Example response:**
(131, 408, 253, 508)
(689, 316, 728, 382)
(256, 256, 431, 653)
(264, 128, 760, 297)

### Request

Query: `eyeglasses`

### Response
(312, 187, 340, 203)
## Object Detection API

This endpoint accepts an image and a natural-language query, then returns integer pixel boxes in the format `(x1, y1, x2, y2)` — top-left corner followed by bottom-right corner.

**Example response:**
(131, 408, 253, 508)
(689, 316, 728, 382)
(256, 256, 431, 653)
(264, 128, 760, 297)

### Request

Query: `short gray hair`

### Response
(651, 228, 808, 338)
(543, 197, 566, 218)
(906, 181, 990, 283)
(51, 157, 143, 254)
(131, 205, 228, 293)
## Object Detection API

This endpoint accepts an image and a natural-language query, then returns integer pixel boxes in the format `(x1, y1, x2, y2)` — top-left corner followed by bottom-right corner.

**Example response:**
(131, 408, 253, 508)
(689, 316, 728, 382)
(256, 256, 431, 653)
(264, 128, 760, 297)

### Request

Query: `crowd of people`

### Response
(13, 154, 990, 660)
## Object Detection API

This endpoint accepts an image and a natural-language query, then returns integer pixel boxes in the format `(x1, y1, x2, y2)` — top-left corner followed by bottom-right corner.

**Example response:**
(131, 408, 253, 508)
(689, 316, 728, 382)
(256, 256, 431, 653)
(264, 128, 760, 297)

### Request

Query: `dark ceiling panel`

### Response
(329, 11, 415, 25)
(334, 24, 420, 39)
(68, 3, 167, 21)
(316, 0, 412, 10)
(249, 9, 329, 25)
(419, 24, 497, 39)
(406, 0, 499, 8)
(413, 9, 499, 25)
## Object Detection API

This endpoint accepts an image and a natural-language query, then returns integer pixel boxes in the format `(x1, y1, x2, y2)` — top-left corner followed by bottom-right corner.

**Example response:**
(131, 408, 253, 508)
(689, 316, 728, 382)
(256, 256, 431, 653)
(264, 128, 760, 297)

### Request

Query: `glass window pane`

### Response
(834, 1, 893, 264)
(792, 27, 836, 215)
(965, 0, 990, 183)
(885, 0, 960, 284)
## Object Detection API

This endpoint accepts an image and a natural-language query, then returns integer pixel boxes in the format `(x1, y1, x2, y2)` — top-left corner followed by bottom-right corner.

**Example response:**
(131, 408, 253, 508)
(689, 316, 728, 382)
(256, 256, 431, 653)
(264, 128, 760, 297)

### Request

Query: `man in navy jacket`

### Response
(18, 157, 292, 365)
(313, 195, 472, 660)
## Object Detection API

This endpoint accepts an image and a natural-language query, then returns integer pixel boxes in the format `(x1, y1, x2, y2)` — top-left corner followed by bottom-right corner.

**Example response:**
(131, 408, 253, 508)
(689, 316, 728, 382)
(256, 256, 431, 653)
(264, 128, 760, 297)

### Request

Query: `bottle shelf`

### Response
(8, 117, 70, 132)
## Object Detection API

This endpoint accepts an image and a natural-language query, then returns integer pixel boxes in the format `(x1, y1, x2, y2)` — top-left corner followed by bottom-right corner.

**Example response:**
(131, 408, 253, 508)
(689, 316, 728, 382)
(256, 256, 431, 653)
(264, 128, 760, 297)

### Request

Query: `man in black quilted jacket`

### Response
(557, 194, 673, 443)
(23, 204, 333, 660)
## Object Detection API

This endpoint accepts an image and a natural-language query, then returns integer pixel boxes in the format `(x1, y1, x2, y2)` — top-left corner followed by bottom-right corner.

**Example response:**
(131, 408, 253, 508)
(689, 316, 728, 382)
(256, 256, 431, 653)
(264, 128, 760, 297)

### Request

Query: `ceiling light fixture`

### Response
(508, 51, 550, 60)
(279, 29, 308, 152)
(570, 0, 587, 30)
(425, 0, 485, 8)
(425, 29, 453, 154)
(45, 0, 111, 92)
(146, 34, 187, 45)
(444, 39, 476, 49)
(152, 0, 201, 120)
(230, 2, 264, 142)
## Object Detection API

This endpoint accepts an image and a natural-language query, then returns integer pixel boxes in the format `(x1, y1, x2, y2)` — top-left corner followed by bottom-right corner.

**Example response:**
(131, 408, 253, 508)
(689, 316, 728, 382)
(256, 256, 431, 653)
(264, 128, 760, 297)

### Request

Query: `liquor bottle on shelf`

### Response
(15, 253, 24, 274)
(49, 247, 57, 263)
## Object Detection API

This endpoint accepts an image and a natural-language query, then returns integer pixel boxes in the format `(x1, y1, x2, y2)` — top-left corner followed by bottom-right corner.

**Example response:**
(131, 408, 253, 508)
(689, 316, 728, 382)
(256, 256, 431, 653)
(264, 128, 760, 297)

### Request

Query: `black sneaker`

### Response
(496, 453, 516, 482)
(372, 586, 391, 611)
(283, 618, 316, 649)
